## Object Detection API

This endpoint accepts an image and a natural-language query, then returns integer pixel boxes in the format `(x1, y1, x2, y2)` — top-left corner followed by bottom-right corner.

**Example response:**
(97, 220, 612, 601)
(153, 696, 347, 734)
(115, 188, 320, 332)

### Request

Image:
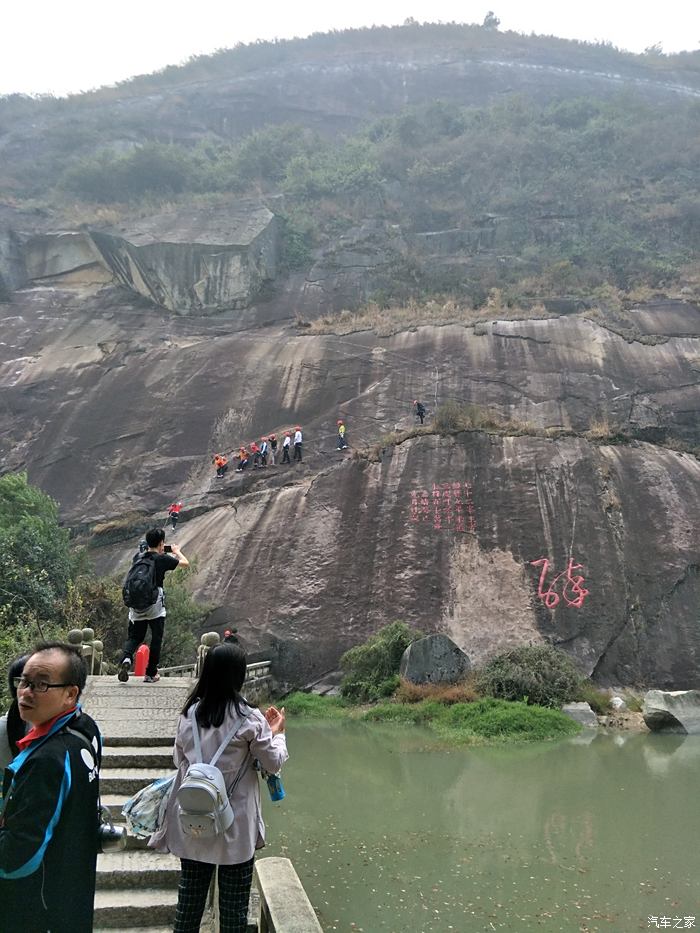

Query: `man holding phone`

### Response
(117, 527, 189, 683)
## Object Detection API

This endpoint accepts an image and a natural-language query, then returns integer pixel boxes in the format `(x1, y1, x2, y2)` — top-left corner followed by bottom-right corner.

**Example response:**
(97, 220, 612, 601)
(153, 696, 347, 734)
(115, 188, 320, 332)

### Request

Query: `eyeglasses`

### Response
(13, 677, 73, 694)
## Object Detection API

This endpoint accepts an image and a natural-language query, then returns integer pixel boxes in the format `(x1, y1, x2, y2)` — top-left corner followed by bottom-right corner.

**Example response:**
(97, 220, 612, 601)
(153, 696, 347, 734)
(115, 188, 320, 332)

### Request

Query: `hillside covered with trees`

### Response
(2, 22, 700, 309)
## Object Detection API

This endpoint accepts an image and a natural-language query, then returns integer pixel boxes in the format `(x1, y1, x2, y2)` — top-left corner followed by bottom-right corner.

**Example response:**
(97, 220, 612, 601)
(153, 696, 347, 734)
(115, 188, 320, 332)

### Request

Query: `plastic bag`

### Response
(122, 774, 175, 838)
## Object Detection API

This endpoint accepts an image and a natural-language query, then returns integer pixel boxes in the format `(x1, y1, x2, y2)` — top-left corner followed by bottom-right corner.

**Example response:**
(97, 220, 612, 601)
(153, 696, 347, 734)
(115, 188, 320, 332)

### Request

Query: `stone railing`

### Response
(159, 634, 272, 699)
(67, 628, 104, 675)
(255, 858, 323, 933)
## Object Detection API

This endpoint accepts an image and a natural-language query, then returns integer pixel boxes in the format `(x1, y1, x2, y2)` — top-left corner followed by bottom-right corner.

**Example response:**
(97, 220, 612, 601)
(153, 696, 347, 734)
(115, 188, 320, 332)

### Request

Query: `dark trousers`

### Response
(121, 616, 164, 677)
(282, 446, 291, 463)
(170, 515, 178, 529)
(293, 442, 302, 461)
(174, 857, 255, 933)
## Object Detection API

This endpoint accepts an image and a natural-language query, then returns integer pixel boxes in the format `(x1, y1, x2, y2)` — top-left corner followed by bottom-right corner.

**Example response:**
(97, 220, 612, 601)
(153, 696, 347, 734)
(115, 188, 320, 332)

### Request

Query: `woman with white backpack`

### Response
(149, 643, 287, 933)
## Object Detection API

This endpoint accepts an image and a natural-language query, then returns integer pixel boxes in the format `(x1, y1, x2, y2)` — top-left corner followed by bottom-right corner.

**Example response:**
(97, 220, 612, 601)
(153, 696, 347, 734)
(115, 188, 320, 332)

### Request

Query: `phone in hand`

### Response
(164, 544, 173, 553)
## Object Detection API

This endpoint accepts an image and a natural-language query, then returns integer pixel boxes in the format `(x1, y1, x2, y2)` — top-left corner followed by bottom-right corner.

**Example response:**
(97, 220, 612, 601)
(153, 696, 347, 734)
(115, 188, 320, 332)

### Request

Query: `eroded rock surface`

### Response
(1, 287, 699, 686)
(643, 690, 700, 734)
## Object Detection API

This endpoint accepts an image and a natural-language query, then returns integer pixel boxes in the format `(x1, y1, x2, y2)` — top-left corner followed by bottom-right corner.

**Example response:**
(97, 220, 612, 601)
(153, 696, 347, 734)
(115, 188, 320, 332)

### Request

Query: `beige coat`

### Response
(149, 704, 288, 865)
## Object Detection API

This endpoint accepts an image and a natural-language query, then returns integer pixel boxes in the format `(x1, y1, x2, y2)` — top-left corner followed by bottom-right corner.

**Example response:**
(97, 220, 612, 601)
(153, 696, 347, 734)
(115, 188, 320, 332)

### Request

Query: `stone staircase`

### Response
(83, 675, 189, 931)
(84, 673, 261, 931)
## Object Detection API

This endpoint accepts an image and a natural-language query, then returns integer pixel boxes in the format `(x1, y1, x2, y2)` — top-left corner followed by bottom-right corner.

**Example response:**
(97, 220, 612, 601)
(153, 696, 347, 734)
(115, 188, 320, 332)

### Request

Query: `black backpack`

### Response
(122, 553, 158, 611)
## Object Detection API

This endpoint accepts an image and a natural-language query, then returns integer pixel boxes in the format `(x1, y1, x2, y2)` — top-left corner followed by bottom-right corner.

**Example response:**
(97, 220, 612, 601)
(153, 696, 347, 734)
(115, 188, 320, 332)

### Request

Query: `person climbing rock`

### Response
(293, 426, 303, 462)
(269, 433, 278, 465)
(337, 419, 348, 449)
(236, 447, 249, 471)
(414, 400, 426, 424)
(250, 441, 261, 469)
(260, 437, 269, 467)
(167, 501, 183, 530)
(213, 454, 228, 478)
(281, 432, 291, 464)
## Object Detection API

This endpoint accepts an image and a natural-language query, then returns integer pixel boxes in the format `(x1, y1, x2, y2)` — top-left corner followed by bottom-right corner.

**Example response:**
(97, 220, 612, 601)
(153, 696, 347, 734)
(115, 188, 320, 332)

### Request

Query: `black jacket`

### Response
(0, 707, 102, 932)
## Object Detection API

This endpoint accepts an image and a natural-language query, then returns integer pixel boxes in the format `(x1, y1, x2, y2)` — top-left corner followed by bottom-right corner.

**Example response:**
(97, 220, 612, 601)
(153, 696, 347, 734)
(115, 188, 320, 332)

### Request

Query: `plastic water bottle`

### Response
(266, 773, 285, 801)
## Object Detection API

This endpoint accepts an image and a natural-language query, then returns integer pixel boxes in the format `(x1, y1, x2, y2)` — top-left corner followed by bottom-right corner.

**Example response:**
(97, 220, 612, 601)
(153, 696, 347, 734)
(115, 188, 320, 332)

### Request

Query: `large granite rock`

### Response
(0, 226, 27, 298)
(642, 690, 700, 735)
(1, 289, 700, 686)
(400, 634, 471, 685)
(1, 204, 279, 314)
(91, 205, 278, 313)
(561, 702, 597, 728)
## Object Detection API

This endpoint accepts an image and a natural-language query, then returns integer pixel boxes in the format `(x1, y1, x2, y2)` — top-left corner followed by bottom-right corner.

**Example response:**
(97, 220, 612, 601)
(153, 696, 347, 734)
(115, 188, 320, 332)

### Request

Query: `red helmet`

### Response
(337, 419, 344, 425)
(413, 400, 418, 404)
(261, 436, 267, 441)
(295, 426, 301, 431)
(224, 629, 231, 637)
(269, 433, 276, 439)
(284, 431, 291, 436)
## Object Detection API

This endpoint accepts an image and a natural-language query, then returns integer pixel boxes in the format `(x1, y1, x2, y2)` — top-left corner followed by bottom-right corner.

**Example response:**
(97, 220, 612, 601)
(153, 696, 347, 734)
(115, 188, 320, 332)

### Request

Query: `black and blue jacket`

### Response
(0, 707, 102, 932)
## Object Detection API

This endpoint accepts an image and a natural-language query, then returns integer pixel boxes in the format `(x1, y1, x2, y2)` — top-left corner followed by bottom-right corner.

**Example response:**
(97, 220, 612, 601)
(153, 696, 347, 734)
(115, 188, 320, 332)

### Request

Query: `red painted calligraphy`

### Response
(530, 557, 590, 609)
(409, 482, 477, 534)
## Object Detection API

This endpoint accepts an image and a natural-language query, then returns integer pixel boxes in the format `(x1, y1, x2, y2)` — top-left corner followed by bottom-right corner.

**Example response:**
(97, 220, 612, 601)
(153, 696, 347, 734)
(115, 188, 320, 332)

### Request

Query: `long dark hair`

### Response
(182, 644, 252, 729)
(7, 654, 30, 755)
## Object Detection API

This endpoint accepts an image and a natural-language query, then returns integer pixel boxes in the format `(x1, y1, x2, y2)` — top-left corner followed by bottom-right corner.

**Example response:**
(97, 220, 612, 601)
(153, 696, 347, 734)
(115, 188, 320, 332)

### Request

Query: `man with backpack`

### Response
(118, 528, 189, 683)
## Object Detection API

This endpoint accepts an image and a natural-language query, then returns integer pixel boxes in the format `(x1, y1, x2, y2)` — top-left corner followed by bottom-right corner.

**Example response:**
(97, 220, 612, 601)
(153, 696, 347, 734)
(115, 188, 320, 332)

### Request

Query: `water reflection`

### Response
(263, 723, 700, 931)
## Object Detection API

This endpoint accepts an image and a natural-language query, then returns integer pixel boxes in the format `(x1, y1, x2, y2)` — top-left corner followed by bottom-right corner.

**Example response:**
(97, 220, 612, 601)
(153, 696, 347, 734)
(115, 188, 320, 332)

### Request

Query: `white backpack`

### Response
(176, 706, 249, 838)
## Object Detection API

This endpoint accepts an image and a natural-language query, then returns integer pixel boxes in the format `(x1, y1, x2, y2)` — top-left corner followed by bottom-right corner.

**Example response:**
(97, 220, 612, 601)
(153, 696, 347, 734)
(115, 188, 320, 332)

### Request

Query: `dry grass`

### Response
(357, 425, 433, 462)
(583, 306, 669, 345)
(396, 677, 480, 705)
(586, 417, 615, 440)
(297, 293, 557, 337)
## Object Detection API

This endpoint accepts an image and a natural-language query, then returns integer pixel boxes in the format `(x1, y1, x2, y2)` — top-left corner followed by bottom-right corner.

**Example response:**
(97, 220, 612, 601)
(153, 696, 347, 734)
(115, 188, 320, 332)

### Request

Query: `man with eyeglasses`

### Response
(0, 642, 102, 932)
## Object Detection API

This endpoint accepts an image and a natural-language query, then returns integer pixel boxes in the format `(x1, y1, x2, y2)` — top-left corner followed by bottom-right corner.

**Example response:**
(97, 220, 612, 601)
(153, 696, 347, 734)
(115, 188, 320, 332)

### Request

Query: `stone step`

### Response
(88, 675, 195, 688)
(101, 768, 176, 796)
(102, 746, 174, 769)
(101, 794, 130, 822)
(95, 928, 177, 933)
(97, 851, 180, 889)
(93, 888, 178, 927)
(103, 733, 178, 747)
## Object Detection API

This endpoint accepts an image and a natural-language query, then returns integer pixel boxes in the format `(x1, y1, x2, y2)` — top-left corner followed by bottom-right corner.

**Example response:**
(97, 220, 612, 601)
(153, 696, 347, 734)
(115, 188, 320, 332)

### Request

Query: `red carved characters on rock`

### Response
(530, 557, 590, 609)
(409, 482, 477, 535)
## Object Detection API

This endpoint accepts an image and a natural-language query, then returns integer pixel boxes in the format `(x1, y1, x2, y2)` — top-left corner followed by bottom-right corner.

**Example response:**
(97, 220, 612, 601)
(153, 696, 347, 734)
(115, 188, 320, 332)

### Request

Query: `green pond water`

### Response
(262, 721, 700, 933)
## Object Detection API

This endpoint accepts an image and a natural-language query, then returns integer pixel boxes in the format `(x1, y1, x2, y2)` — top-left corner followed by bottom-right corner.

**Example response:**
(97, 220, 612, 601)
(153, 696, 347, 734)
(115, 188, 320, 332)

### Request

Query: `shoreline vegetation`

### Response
(282, 692, 582, 745)
(281, 627, 646, 746)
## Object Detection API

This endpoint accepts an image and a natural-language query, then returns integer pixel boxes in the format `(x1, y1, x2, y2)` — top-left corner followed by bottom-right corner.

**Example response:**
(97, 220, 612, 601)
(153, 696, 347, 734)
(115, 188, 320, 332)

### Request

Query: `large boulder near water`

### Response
(561, 702, 598, 728)
(642, 690, 700, 735)
(400, 634, 471, 685)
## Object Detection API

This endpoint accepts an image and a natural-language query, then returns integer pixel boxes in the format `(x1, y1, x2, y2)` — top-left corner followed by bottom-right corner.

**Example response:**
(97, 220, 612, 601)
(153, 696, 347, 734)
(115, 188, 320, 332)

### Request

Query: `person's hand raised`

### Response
(264, 705, 286, 735)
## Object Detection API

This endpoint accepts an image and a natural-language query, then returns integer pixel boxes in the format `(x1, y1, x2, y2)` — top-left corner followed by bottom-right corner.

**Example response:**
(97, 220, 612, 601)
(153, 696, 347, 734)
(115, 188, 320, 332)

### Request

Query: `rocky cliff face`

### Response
(0, 205, 278, 314)
(2, 32, 699, 688)
(1, 277, 698, 687)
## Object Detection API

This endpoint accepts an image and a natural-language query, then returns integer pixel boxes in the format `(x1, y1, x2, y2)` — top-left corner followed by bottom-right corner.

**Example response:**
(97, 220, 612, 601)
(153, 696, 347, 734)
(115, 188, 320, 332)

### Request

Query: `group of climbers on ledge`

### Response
(212, 425, 306, 478)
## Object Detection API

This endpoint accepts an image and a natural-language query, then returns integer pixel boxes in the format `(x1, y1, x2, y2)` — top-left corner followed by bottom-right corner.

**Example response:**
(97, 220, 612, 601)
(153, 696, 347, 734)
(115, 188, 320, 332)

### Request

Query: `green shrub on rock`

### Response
(340, 622, 420, 702)
(475, 644, 583, 708)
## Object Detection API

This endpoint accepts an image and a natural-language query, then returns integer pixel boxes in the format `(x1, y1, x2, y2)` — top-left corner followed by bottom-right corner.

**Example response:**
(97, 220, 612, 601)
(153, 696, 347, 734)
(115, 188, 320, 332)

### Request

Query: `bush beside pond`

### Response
(284, 693, 580, 744)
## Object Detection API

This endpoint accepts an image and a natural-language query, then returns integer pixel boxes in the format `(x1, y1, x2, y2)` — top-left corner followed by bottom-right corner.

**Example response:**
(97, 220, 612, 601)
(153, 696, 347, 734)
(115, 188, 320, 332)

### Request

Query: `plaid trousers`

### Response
(173, 856, 255, 933)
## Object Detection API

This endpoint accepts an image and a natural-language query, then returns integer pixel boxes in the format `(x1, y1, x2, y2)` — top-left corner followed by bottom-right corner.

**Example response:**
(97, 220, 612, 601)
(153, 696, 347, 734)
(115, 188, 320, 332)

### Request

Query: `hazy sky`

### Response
(2, 0, 698, 96)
